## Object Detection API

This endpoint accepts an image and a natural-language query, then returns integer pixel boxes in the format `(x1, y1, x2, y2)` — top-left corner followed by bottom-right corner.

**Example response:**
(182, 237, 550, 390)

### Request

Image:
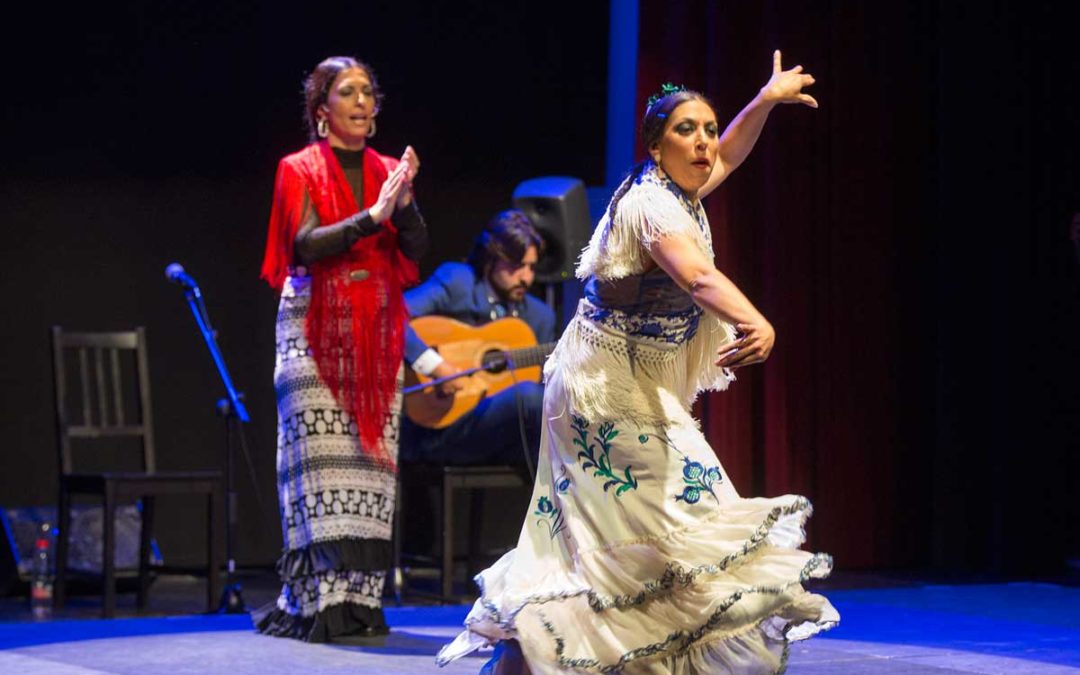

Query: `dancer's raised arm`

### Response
(699, 49, 818, 199)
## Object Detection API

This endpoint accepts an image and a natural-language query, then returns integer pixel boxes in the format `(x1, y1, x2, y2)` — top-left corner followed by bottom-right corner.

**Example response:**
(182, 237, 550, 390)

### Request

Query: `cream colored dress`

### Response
(437, 163, 838, 674)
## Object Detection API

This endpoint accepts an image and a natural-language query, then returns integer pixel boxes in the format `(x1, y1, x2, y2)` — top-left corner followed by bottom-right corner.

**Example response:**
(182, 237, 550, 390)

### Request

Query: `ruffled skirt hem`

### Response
(252, 600, 388, 643)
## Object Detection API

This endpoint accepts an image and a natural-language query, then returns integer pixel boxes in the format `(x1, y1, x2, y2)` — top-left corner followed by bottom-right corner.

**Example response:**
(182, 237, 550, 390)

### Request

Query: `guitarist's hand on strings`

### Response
(430, 361, 466, 398)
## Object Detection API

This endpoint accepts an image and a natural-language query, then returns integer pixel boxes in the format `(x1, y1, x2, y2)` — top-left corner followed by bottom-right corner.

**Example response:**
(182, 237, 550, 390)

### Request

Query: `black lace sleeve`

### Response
(292, 190, 382, 266)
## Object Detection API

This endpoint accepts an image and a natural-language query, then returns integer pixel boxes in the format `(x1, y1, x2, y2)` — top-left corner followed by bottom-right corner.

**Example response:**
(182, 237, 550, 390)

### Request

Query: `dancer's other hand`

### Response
(716, 320, 775, 369)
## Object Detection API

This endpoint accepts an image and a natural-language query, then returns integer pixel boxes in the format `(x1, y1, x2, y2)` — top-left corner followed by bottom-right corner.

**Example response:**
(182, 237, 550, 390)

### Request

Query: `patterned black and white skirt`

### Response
(253, 275, 401, 642)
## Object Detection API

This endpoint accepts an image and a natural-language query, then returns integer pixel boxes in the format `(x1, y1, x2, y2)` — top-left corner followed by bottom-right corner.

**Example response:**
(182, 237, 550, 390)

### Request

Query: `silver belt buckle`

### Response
(349, 269, 370, 282)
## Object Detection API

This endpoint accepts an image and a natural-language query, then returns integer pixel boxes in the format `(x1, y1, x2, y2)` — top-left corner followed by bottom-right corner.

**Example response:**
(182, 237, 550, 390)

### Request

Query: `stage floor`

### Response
(0, 580, 1077, 673)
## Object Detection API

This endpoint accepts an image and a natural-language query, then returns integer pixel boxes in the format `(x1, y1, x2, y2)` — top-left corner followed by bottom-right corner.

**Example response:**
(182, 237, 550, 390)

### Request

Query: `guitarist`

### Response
(401, 210, 556, 470)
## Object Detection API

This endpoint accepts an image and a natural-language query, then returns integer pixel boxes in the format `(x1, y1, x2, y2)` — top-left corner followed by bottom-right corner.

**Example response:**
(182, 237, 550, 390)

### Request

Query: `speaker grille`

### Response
(513, 177, 593, 284)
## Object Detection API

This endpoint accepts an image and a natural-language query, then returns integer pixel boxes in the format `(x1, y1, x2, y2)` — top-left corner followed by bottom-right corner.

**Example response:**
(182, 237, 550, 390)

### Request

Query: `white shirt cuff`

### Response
(411, 348, 445, 376)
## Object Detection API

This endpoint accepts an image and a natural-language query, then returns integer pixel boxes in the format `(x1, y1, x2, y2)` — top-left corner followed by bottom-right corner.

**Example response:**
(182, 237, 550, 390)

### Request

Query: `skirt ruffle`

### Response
(439, 494, 837, 673)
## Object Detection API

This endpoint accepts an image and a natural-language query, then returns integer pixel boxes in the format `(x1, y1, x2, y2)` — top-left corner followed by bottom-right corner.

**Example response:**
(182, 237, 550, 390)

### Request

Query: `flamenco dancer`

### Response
(438, 50, 839, 674)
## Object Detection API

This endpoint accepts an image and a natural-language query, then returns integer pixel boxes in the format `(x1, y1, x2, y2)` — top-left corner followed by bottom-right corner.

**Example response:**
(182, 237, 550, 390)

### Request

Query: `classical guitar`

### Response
(403, 316, 556, 429)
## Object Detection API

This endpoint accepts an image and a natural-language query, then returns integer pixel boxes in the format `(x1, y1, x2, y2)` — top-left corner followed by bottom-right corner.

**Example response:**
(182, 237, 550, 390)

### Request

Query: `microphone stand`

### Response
(177, 278, 249, 614)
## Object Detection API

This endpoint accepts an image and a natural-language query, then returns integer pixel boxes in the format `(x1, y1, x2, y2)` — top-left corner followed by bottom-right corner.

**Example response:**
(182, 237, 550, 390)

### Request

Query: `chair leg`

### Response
(467, 490, 485, 589)
(207, 484, 224, 612)
(54, 487, 71, 610)
(102, 484, 117, 619)
(441, 474, 454, 602)
(136, 496, 155, 610)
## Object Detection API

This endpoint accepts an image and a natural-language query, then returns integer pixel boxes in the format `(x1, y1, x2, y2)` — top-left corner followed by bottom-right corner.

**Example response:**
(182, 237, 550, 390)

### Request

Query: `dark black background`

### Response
(0, 1, 608, 566)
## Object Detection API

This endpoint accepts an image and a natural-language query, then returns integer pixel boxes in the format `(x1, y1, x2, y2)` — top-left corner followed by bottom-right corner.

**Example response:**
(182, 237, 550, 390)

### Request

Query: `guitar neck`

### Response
(503, 342, 556, 369)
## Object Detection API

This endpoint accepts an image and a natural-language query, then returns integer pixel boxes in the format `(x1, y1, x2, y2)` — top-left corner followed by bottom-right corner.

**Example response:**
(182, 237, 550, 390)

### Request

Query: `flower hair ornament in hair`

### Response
(646, 82, 688, 111)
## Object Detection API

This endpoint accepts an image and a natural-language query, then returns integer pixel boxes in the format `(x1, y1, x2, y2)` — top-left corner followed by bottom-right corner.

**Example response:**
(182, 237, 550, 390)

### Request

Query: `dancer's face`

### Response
(489, 245, 538, 303)
(319, 67, 378, 150)
(650, 99, 719, 197)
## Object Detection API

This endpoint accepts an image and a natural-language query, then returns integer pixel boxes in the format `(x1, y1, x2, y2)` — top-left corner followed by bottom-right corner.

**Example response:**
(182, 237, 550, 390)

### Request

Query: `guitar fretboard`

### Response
(482, 343, 556, 370)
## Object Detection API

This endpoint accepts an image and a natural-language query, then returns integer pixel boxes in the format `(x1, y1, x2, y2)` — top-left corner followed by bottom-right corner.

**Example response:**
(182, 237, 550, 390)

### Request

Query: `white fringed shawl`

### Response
(545, 165, 736, 427)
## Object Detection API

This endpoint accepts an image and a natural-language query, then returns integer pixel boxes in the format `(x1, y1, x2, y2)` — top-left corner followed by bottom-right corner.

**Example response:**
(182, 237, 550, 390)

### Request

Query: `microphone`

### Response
(165, 263, 201, 296)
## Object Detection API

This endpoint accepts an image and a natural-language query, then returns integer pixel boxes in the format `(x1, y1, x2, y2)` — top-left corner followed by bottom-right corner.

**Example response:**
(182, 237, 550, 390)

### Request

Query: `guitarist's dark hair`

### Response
(467, 209, 545, 277)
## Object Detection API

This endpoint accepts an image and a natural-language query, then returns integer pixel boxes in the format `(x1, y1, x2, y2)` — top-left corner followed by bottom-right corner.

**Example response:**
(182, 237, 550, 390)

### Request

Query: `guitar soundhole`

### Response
(481, 349, 509, 373)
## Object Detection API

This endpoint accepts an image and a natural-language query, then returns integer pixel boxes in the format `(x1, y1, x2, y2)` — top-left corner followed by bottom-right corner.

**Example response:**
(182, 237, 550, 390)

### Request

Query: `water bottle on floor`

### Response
(30, 522, 54, 619)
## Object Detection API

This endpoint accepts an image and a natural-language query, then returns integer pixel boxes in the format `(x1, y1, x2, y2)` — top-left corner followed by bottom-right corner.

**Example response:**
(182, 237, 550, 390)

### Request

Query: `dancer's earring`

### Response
(317, 117, 329, 139)
(367, 116, 377, 139)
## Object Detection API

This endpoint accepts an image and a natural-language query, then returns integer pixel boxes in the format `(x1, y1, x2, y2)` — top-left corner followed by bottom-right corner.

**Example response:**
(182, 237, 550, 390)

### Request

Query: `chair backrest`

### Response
(50, 327, 157, 475)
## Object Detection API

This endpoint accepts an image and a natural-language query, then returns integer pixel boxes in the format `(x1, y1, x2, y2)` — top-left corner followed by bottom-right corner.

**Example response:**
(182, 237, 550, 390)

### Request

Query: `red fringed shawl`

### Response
(261, 141, 418, 467)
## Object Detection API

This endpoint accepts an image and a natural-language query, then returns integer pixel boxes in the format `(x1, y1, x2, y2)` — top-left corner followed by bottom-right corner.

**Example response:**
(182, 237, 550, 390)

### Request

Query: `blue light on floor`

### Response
(821, 583, 1080, 668)
(1, 584, 1077, 673)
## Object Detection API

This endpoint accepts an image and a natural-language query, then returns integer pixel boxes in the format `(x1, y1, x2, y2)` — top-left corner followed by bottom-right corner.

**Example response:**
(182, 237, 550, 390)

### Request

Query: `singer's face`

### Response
(489, 245, 538, 303)
(320, 67, 377, 150)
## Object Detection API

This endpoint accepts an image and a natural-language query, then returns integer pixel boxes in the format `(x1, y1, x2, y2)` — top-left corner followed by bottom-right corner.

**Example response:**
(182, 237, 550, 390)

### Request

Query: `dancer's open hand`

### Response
(760, 50, 818, 108)
(716, 320, 775, 369)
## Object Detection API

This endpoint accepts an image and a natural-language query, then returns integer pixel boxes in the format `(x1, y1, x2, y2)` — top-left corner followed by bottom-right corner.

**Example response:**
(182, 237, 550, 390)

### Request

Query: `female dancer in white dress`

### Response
(439, 51, 838, 674)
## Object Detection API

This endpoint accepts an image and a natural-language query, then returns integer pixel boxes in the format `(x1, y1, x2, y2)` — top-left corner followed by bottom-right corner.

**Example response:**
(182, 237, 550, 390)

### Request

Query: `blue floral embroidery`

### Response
(555, 465, 571, 494)
(580, 303, 701, 344)
(534, 495, 566, 540)
(675, 456, 723, 504)
(571, 414, 638, 496)
(646, 428, 724, 505)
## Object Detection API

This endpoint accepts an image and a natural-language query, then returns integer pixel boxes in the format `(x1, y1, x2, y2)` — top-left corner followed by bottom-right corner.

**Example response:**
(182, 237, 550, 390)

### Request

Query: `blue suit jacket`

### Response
(404, 262, 557, 364)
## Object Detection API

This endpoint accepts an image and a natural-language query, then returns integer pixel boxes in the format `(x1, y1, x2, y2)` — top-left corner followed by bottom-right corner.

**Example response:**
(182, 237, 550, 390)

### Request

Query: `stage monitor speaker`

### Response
(512, 176, 593, 284)
(0, 505, 161, 595)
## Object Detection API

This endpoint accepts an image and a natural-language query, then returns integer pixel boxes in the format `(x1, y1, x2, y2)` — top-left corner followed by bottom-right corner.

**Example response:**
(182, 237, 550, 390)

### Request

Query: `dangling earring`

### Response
(317, 117, 329, 139)
(367, 116, 377, 139)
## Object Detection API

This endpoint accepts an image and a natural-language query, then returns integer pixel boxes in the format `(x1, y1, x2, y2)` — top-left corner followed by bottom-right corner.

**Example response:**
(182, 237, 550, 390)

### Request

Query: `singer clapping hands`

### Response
(256, 56, 428, 643)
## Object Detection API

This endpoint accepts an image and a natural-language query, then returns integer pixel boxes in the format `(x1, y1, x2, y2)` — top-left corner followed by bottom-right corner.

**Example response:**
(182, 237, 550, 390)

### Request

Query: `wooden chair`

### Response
(393, 464, 526, 602)
(50, 326, 224, 618)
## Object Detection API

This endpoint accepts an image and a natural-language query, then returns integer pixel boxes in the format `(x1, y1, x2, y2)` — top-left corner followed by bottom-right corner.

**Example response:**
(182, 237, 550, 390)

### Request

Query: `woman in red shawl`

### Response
(254, 56, 427, 642)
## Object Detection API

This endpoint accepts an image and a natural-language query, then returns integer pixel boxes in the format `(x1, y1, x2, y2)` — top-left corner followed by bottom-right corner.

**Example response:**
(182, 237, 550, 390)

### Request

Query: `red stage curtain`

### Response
(638, 0, 941, 569)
